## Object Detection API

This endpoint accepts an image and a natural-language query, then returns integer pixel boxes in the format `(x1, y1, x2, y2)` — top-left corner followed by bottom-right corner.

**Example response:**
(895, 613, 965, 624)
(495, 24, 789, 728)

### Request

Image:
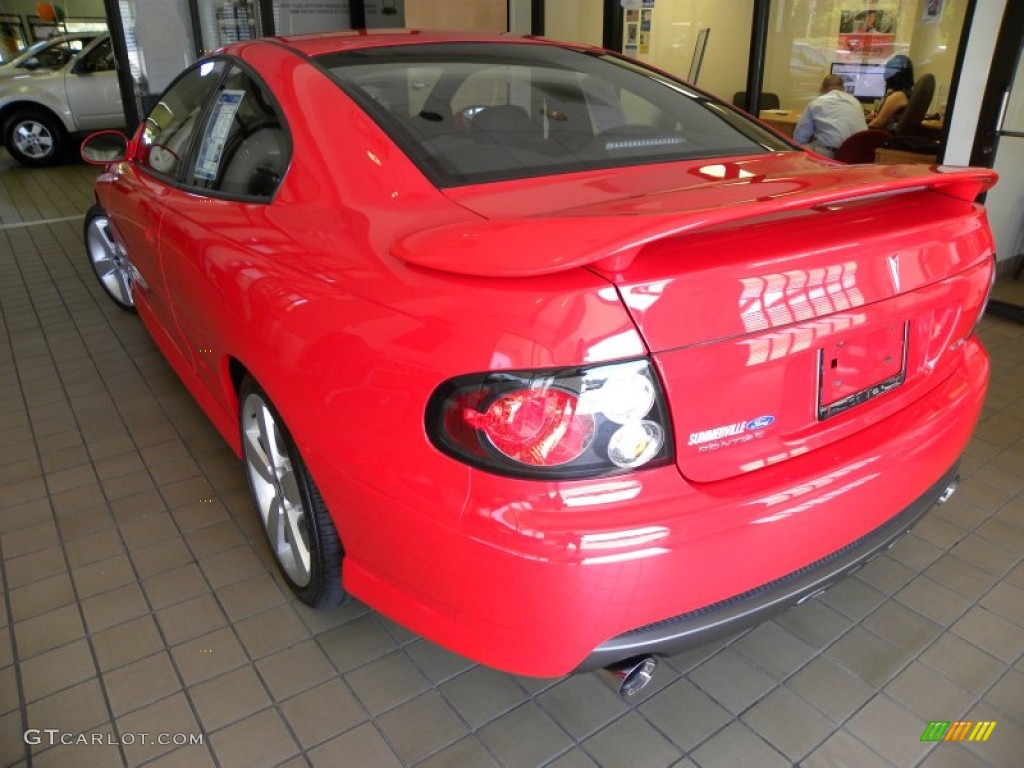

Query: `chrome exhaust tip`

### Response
(936, 475, 960, 505)
(603, 655, 658, 698)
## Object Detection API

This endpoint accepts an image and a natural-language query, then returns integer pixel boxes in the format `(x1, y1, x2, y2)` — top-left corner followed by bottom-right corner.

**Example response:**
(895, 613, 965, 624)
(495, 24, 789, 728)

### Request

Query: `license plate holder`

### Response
(817, 322, 908, 420)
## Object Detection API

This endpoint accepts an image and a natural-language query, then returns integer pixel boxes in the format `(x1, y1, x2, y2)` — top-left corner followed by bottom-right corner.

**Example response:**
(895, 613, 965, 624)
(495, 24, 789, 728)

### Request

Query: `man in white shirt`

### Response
(793, 75, 868, 159)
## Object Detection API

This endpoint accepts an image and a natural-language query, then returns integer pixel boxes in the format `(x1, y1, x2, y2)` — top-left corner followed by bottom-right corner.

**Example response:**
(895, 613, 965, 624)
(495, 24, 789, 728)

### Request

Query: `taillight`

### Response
(973, 255, 997, 336)
(427, 359, 673, 479)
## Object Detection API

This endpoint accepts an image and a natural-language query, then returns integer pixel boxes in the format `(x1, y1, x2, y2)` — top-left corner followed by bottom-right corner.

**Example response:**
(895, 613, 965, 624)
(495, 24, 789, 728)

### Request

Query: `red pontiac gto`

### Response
(82, 31, 996, 691)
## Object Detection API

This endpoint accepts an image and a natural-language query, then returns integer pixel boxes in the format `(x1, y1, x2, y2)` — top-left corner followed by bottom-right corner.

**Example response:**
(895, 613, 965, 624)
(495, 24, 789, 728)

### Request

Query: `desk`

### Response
(759, 110, 799, 138)
(874, 147, 937, 165)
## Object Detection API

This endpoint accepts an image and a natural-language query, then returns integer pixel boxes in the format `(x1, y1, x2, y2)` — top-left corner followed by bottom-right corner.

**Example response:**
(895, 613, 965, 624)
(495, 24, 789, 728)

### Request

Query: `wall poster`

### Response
(838, 2, 900, 62)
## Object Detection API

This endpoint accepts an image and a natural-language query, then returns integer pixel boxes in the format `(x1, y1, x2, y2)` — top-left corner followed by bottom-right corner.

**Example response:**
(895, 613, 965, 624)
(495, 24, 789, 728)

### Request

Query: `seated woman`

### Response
(868, 55, 914, 130)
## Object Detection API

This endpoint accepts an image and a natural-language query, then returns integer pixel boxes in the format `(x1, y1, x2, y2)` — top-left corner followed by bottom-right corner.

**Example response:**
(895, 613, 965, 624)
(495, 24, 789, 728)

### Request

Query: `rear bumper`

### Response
(342, 339, 988, 678)
(575, 461, 959, 672)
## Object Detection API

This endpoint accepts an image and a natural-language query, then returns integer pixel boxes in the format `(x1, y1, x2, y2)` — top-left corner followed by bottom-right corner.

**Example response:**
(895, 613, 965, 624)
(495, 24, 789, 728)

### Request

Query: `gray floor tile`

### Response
(345, 650, 431, 716)
(582, 713, 679, 768)
(742, 686, 835, 762)
(687, 648, 776, 715)
(689, 720, 790, 768)
(801, 728, 896, 767)
(538, 673, 628, 741)
(377, 691, 466, 764)
(639, 677, 731, 751)
(279, 678, 365, 749)
(208, 707, 299, 768)
(306, 722, 402, 768)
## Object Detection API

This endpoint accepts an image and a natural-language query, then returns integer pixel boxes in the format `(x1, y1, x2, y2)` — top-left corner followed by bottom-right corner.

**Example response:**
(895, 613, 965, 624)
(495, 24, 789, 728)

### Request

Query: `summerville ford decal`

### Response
(688, 415, 776, 450)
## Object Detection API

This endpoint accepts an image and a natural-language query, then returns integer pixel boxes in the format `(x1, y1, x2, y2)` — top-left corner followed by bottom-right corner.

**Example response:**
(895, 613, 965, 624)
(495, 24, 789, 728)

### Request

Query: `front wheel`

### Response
(84, 204, 135, 311)
(239, 378, 347, 608)
(3, 109, 66, 166)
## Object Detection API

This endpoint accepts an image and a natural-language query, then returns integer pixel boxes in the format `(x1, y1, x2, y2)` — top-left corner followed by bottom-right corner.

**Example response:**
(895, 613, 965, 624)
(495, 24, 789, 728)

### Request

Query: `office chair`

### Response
(834, 129, 891, 164)
(894, 74, 935, 136)
(732, 91, 781, 110)
(883, 74, 939, 154)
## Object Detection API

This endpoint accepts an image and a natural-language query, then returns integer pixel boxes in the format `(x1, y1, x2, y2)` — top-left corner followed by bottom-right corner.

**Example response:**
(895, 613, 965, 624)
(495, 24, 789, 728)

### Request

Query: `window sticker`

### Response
(195, 89, 245, 181)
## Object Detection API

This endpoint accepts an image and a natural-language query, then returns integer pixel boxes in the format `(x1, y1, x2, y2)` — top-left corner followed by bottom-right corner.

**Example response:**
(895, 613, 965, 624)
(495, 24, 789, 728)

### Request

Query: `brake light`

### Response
(427, 359, 673, 479)
(463, 389, 595, 466)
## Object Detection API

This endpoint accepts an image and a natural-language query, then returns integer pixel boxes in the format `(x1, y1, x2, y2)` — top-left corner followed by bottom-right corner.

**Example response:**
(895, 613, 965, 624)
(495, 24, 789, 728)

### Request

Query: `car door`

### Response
(157, 64, 291, 414)
(63, 37, 125, 130)
(101, 59, 229, 364)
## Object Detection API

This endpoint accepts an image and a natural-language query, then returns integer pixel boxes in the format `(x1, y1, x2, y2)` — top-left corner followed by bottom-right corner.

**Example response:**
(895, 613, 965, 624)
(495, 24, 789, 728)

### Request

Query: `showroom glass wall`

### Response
(99, 0, 990, 162)
(762, 0, 970, 118)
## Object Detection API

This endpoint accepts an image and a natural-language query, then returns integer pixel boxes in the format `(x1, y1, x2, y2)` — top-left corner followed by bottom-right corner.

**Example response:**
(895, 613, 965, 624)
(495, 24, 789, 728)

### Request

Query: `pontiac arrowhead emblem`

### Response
(887, 254, 901, 293)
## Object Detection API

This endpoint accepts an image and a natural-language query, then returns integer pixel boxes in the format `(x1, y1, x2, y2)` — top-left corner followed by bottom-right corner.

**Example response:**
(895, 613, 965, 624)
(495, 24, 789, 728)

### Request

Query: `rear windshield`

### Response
(315, 42, 791, 187)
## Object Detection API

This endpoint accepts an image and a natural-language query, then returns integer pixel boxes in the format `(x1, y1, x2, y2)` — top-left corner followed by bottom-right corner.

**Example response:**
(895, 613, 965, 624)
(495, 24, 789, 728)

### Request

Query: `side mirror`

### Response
(21, 57, 40, 70)
(81, 131, 129, 164)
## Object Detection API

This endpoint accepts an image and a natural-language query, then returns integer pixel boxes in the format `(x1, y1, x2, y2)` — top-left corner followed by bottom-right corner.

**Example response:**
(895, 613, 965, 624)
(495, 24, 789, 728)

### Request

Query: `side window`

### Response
(187, 67, 289, 199)
(75, 38, 115, 74)
(33, 40, 84, 69)
(140, 60, 227, 179)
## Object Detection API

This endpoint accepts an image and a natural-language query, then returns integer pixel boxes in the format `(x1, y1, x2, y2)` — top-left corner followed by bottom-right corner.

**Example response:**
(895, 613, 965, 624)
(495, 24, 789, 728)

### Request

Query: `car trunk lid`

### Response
(393, 158, 996, 483)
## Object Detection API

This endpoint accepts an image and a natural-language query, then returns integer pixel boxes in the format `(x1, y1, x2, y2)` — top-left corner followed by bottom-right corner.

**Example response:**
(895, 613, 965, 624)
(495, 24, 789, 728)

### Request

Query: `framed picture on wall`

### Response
(838, 4, 899, 62)
(921, 0, 943, 23)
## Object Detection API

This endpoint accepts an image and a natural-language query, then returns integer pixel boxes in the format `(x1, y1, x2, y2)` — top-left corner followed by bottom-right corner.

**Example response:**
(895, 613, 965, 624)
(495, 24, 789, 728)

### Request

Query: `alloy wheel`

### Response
(241, 392, 312, 587)
(86, 212, 134, 308)
(11, 119, 55, 161)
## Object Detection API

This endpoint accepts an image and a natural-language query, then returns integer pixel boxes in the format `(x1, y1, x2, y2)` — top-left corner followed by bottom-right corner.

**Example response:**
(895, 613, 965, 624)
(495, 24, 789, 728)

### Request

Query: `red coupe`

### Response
(82, 31, 996, 690)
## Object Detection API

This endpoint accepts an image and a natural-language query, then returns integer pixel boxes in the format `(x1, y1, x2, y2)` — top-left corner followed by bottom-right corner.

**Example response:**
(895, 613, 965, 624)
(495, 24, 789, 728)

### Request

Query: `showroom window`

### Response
(763, 0, 967, 120)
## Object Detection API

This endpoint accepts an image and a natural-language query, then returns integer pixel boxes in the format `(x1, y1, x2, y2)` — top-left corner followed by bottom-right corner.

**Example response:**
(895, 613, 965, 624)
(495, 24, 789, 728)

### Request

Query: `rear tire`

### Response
(3, 108, 66, 166)
(239, 377, 347, 609)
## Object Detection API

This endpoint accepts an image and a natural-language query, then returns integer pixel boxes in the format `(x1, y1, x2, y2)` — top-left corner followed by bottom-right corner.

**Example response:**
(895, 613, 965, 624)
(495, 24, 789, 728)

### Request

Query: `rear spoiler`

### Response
(391, 164, 997, 277)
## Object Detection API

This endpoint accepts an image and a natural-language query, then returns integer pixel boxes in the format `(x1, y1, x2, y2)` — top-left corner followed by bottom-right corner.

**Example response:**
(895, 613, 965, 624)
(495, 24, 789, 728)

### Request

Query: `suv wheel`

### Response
(3, 109, 66, 166)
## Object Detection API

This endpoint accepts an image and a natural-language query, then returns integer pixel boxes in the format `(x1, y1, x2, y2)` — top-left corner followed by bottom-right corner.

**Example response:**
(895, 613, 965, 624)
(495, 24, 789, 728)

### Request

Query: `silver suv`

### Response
(0, 35, 124, 166)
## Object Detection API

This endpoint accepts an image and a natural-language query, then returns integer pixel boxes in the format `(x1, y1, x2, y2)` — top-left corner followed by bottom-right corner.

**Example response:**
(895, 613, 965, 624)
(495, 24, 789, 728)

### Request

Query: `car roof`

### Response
(265, 29, 597, 58)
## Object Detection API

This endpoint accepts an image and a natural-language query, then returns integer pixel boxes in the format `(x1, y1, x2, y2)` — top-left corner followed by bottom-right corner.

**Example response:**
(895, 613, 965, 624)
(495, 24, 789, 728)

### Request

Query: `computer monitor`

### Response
(830, 62, 887, 101)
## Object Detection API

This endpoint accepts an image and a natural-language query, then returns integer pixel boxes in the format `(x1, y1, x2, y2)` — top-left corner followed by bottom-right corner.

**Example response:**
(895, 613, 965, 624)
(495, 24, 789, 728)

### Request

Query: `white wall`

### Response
(405, 0, 506, 31)
(545, 0, 603, 47)
(633, 0, 754, 102)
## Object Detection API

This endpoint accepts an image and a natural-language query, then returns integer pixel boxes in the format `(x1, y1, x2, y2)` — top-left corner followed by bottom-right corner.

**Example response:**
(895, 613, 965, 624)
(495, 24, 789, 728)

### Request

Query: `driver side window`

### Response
(76, 38, 115, 74)
(140, 60, 227, 179)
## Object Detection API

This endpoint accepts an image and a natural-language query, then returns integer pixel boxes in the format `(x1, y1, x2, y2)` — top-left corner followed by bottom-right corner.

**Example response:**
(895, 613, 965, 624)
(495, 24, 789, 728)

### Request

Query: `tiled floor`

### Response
(1, 151, 1023, 768)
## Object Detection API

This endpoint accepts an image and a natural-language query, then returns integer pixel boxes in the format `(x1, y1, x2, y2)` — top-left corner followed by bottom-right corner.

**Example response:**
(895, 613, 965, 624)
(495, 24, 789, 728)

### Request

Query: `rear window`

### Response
(315, 42, 791, 187)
